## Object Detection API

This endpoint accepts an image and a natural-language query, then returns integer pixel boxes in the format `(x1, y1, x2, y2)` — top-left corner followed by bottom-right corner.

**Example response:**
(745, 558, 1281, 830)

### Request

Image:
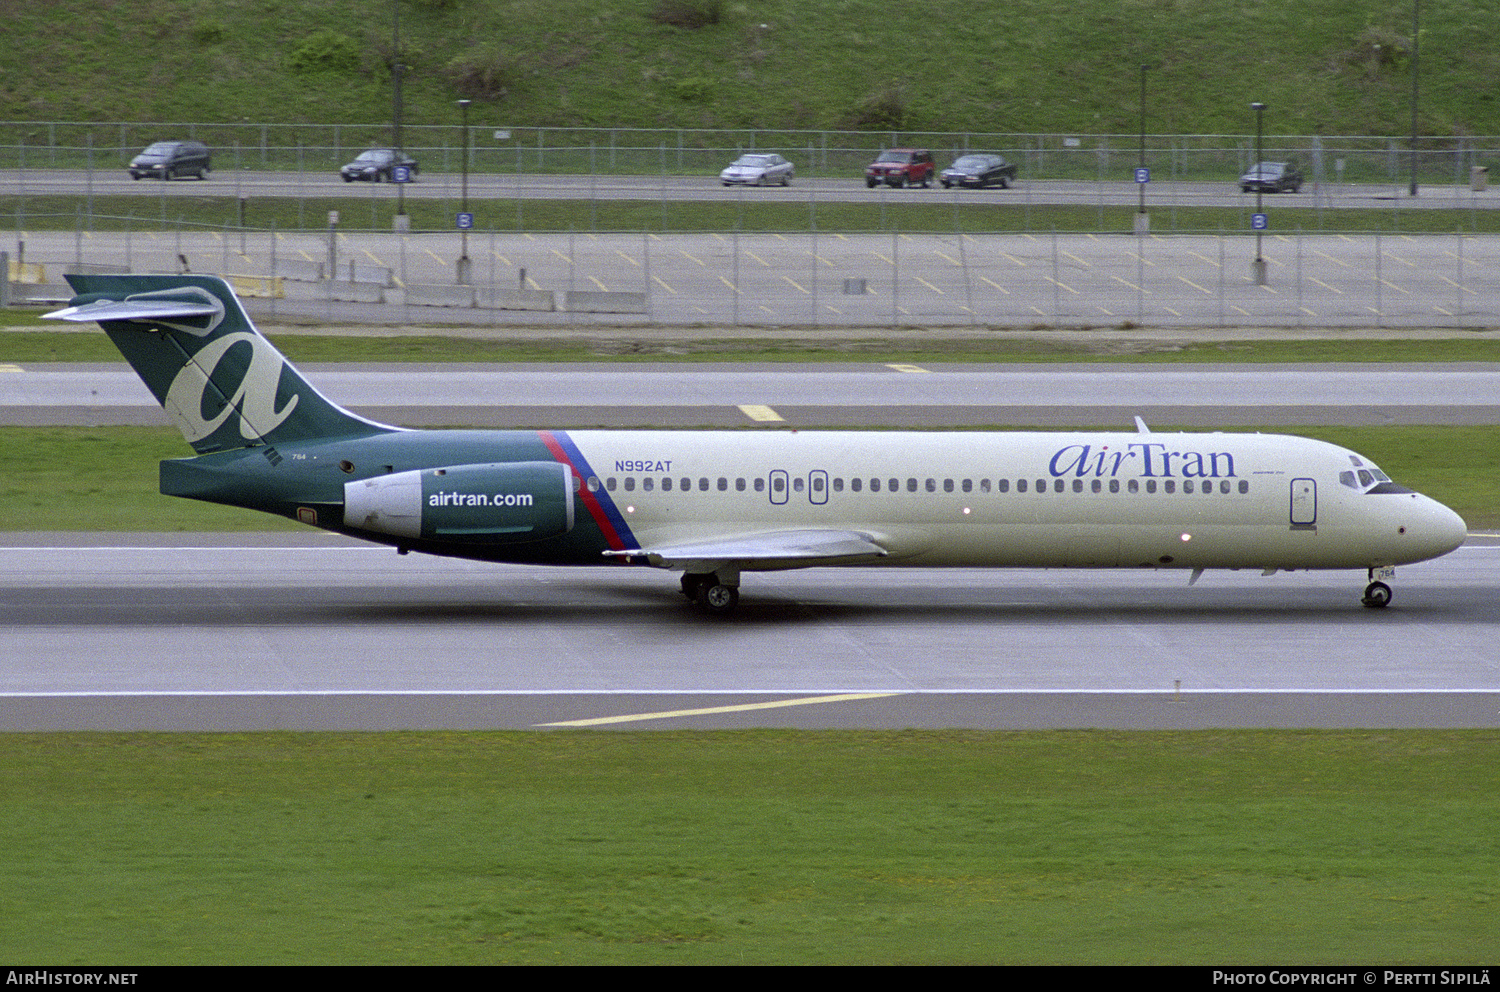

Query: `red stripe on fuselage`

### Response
(537, 430, 630, 553)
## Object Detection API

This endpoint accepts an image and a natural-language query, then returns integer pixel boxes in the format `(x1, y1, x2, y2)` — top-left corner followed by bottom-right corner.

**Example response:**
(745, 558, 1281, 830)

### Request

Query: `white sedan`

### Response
(719, 153, 794, 186)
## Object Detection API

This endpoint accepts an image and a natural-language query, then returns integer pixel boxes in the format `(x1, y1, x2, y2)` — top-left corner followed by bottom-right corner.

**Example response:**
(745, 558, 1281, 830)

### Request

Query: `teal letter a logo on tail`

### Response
(45, 274, 393, 453)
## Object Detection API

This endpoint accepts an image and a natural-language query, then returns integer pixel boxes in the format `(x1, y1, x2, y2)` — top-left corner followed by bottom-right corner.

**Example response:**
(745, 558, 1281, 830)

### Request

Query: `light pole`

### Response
(392, 1, 407, 230)
(456, 98, 472, 285)
(1409, 0, 1420, 196)
(1136, 64, 1148, 235)
(1250, 101, 1268, 286)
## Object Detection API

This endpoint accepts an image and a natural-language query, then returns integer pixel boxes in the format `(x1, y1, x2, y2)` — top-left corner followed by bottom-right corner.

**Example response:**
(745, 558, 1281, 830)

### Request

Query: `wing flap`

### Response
(604, 528, 888, 570)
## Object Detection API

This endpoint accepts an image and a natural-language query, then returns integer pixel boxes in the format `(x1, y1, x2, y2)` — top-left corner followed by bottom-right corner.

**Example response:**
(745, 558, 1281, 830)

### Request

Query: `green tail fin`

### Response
(45, 274, 395, 453)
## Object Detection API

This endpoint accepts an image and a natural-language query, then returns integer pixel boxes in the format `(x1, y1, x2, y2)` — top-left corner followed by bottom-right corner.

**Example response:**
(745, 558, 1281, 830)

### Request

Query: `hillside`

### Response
(1, 0, 1497, 137)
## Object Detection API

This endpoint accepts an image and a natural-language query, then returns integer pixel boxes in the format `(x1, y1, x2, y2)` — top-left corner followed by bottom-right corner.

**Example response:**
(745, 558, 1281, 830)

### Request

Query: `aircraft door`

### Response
(809, 470, 828, 505)
(768, 470, 789, 505)
(1290, 478, 1317, 527)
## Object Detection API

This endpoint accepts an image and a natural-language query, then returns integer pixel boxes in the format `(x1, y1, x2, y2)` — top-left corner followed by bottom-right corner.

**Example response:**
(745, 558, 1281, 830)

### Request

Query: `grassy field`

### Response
(3, 1, 1496, 139)
(0, 730, 1496, 965)
(9, 321, 1500, 366)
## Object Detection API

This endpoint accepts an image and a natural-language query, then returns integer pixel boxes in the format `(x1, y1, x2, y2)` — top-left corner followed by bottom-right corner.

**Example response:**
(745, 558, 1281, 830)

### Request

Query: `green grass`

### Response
(0, 730, 1495, 965)
(0, 427, 303, 532)
(12, 194, 1500, 236)
(2, 1, 1497, 139)
(9, 327, 1500, 366)
(4, 423, 1497, 532)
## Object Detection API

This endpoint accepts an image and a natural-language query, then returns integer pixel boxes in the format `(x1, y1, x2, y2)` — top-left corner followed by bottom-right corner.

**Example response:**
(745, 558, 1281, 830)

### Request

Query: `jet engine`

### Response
(344, 461, 575, 544)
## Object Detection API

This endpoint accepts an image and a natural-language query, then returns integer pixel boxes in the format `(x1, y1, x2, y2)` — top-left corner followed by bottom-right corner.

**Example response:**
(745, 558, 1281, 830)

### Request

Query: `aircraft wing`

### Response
(43, 298, 221, 323)
(604, 529, 889, 570)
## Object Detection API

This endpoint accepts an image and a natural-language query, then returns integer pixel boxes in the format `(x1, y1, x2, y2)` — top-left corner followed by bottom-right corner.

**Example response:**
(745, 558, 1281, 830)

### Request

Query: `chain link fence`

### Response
(3, 122, 1497, 187)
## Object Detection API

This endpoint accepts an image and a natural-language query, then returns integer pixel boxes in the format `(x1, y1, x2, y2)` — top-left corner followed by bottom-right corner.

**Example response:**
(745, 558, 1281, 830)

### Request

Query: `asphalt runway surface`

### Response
(1, 533, 1497, 731)
(7, 362, 1500, 429)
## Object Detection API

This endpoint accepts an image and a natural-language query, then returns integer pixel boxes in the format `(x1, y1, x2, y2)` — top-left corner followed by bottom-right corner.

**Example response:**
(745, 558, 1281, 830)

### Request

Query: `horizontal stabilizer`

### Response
(43, 298, 221, 324)
(605, 528, 888, 569)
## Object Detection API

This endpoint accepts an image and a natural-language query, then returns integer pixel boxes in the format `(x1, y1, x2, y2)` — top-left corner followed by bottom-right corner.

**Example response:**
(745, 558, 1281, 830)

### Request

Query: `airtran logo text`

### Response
(164, 331, 299, 443)
(1050, 443, 1237, 479)
(429, 491, 535, 508)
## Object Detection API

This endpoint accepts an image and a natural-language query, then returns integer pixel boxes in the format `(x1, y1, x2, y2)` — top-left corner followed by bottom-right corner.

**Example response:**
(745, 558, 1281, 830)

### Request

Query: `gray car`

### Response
(1239, 161, 1303, 193)
(719, 153, 793, 186)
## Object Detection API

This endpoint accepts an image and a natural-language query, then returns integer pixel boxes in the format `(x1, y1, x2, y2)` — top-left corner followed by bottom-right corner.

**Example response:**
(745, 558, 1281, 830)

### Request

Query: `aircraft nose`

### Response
(1410, 495, 1468, 560)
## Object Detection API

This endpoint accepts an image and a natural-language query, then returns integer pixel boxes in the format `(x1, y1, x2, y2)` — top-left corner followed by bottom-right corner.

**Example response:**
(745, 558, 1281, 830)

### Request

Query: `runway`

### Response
(7, 362, 1500, 428)
(2, 534, 1496, 730)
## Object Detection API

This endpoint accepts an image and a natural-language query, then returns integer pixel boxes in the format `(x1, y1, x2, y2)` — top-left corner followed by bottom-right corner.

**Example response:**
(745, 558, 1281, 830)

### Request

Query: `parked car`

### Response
(719, 153, 794, 186)
(1239, 161, 1303, 193)
(128, 140, 211, 180)
(865, 148, 936, 188)
(340, 148, 420, 182)
(940, 154, 1018, 189)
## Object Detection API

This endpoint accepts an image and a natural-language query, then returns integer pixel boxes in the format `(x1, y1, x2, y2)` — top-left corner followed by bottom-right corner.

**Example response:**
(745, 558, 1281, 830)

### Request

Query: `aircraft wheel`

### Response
(681, 572, 708, 601)
(697, 582, 739, 616)
(1362, 581, 1393, 609)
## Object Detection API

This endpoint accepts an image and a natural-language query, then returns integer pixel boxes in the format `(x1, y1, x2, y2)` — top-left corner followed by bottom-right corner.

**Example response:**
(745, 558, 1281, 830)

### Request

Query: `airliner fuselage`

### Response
(47, 274, 1468, 615)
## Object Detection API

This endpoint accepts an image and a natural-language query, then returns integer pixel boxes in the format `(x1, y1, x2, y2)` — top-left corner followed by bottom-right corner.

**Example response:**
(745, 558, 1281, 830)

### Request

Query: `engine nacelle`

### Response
(344, 461, 575, 544)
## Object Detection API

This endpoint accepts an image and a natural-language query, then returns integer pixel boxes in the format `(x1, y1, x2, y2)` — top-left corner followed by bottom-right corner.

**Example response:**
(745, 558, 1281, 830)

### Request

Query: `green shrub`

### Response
(649, 0, 724, 29)
(840, 83, 907, 130)
(673, 76, 715, 103)
(190, 20, 227, 45)
(1341, 25, 1412, 77)
(286, 29, 362, 75)
(444, 45, 514, 100)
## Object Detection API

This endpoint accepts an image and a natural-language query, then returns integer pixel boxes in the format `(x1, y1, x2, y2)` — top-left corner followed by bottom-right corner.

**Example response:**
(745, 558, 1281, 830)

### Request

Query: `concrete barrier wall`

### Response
(324, 281, 386, 304)
(62, 263, 129, 276)
(8, 261, 47, 284)
(340, 261, 394, 287)
(273, 258, 324, 283)
(561, 290, 648, 314)
(404, 283, 476, 308)
(477, 288, 556, 312)
(228, 274, 286, 299)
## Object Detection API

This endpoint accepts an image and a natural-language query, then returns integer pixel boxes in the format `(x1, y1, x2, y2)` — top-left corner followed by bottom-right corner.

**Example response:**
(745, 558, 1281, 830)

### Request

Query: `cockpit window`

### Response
(1344, 455, 1400, 493)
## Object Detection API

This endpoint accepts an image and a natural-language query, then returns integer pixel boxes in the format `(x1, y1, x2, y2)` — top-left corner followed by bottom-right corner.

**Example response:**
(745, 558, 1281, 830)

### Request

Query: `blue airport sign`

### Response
(392, 165, 412, 183)
(1251, 213, 1269, 230)
(1134, 167, 1150, 184)
(456, 212, 474, 230)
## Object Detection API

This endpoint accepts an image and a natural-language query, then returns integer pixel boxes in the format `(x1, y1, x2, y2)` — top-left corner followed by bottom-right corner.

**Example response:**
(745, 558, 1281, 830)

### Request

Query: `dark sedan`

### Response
(340, 149, 420, 182)
(1239, 161, 1303, 193)
(940, 154, 1018, 189)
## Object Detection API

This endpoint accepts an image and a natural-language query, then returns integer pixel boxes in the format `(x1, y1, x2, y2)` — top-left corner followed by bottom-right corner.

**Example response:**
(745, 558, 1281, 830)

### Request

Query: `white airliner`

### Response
(45, 274, 1468, 615)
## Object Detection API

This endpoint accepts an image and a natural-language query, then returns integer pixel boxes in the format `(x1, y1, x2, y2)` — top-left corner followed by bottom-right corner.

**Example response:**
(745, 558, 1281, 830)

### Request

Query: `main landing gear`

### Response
(1362, 567, 1394, 609)
(680, 571, 740, 616)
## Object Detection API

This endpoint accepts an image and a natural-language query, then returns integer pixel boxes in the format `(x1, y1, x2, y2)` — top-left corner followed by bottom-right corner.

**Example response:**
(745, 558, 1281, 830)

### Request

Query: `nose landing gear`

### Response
(1362, 567, 1394, 609)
